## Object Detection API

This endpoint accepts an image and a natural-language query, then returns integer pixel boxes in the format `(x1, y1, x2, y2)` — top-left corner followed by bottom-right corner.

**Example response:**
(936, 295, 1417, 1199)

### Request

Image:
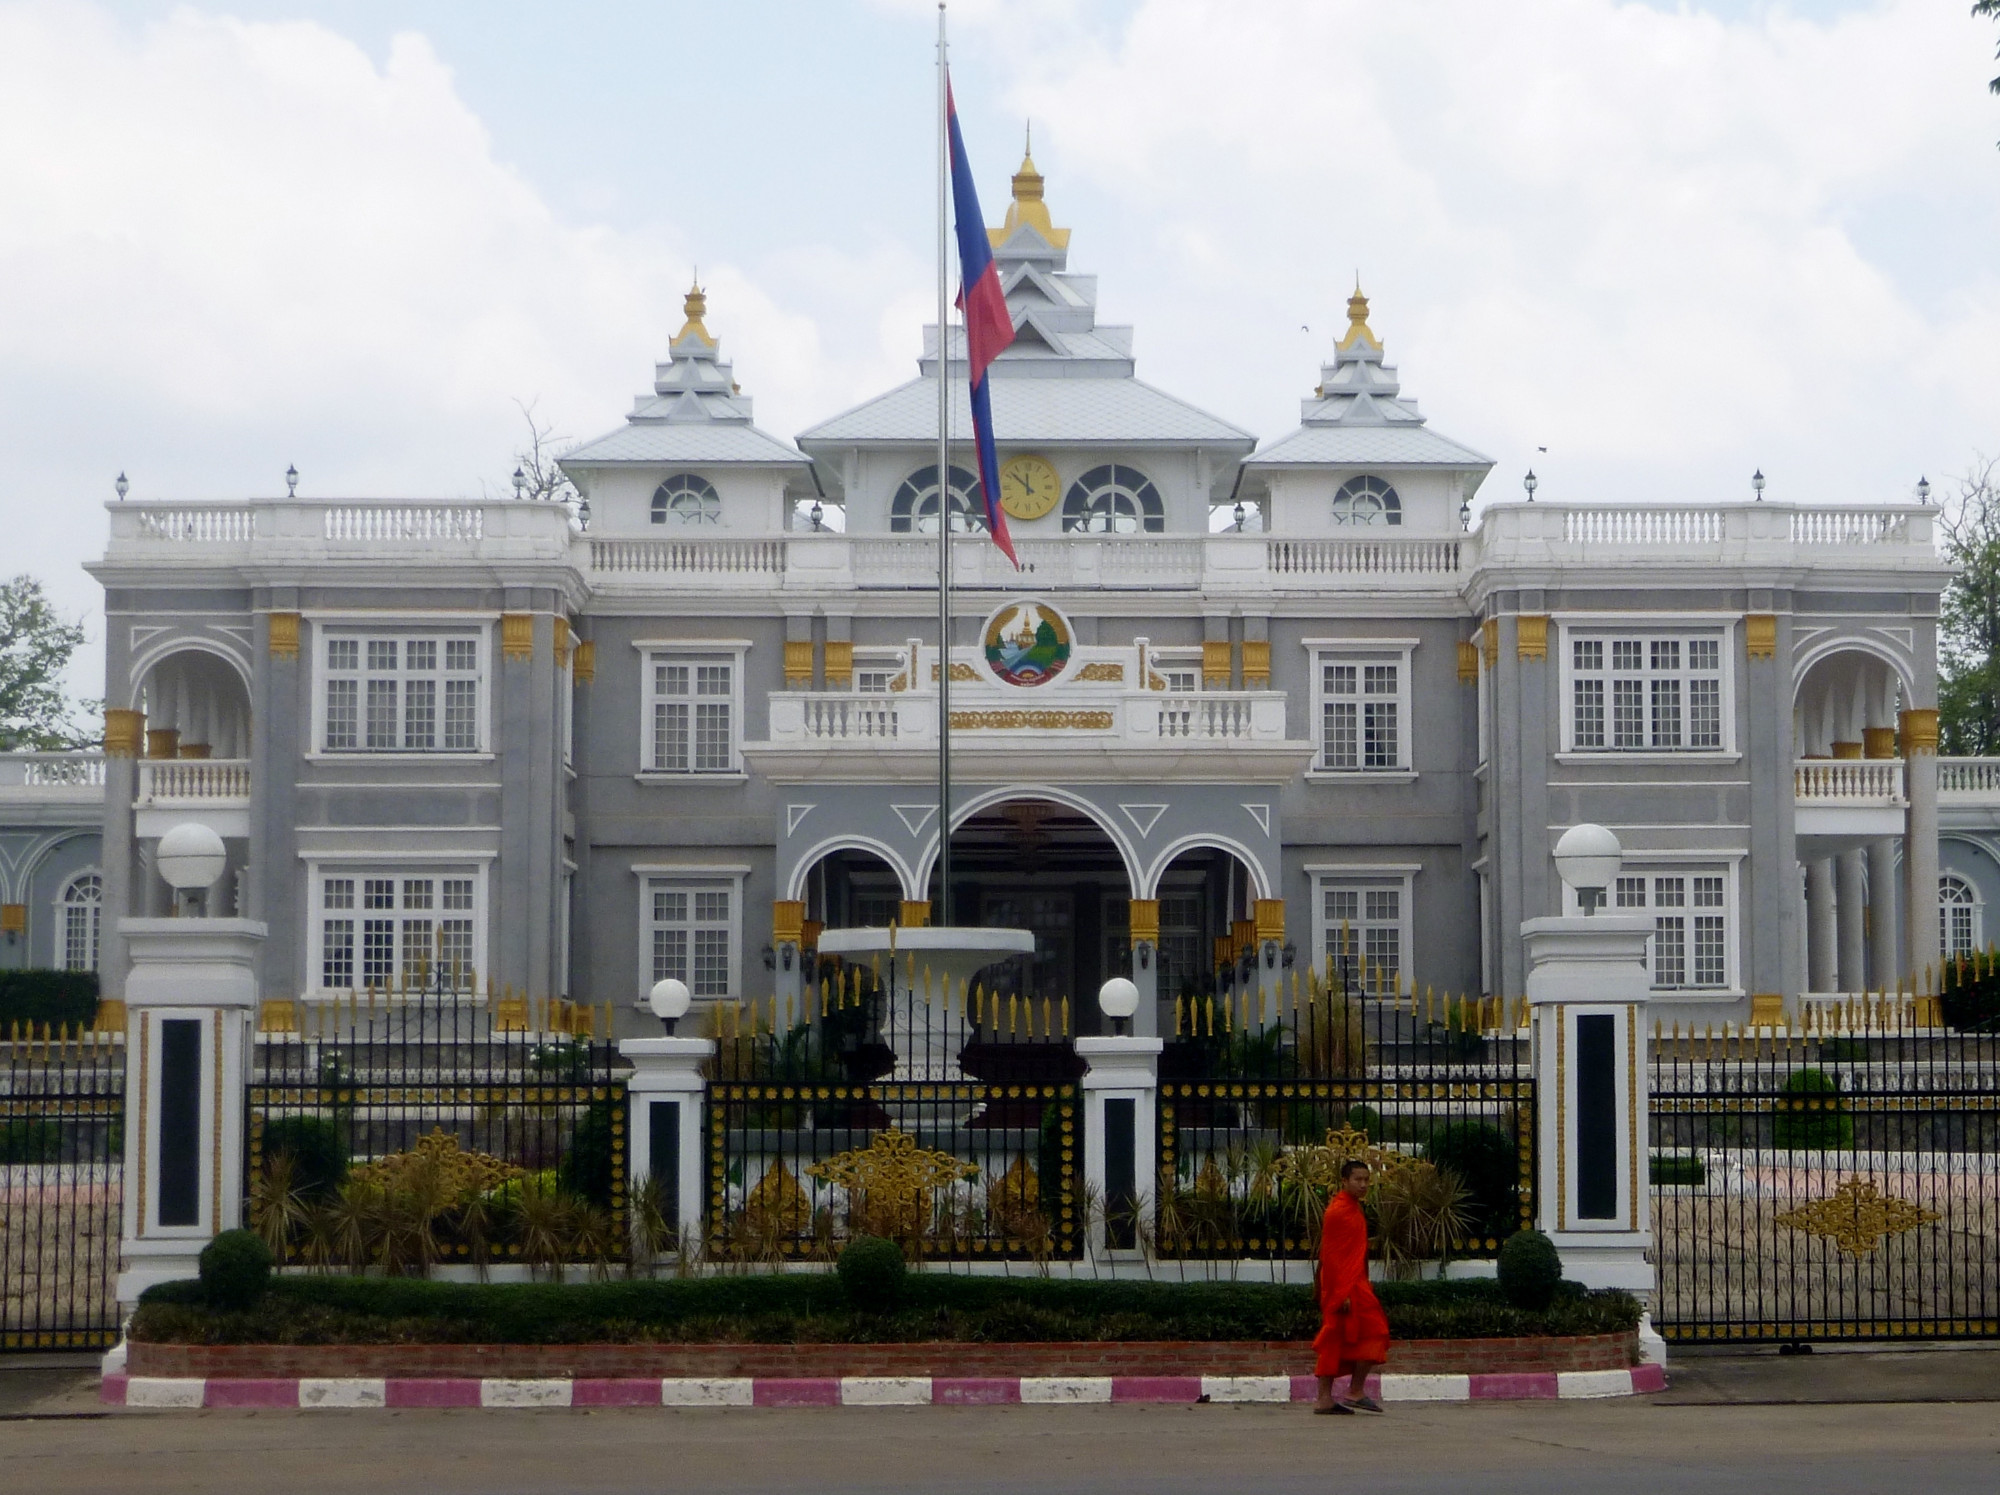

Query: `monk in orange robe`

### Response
(1313, 1159, 1389, 1414)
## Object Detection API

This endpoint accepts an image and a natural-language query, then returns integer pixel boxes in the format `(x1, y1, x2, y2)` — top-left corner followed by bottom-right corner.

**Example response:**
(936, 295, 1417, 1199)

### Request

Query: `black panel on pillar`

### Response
(649, 1099, 680, 1232)
(1575, 1013, 1617, 1220)
(1104, 1096, 1136, 1249)
(158, 1018, 202, 1228)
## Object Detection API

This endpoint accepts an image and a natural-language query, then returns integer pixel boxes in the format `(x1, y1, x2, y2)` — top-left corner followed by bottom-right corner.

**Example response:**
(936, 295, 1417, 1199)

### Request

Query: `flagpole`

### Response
(935, 0, 953, 921)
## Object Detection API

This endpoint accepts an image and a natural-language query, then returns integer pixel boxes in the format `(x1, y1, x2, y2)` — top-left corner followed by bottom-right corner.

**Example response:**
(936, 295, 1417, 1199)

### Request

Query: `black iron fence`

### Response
(704, 960, 1082, 1262)
(1, 1022, 123, 1350)
(244, 983, 627, 1273)
(1156, 965, 1535, 1263)
(1650, 992, 2000, 1343)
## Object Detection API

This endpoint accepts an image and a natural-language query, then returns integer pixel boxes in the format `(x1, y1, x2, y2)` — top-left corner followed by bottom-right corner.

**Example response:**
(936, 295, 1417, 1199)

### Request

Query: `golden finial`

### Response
(1338, 276, 1380, 352)
(989, 132, 1070, 251)
(675, 273, 716, 347)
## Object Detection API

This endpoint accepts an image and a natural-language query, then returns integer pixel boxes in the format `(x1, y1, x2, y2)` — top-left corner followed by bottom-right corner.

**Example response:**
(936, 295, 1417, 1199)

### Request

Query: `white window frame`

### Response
(1557, 616, 1737, 761)
(634, 640, 749, 780)
(308, 617, 493, 760)
(1304, 638, 1418, 780)
(852, 646, 906, 695)
(632, 864, 749, 1006)
(1150, 647, 1204, 694)
(57, 869, 102, 973)
(1940, 873, 1982, 960)
(1307, 864, 1418, 997)
(303, 857, 490, 1001)
(1563, 850, 1744, 996)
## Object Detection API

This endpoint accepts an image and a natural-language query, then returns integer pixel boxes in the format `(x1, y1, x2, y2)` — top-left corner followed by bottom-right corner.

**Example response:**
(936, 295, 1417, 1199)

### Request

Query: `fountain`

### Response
(814, 924, 1034, 1080)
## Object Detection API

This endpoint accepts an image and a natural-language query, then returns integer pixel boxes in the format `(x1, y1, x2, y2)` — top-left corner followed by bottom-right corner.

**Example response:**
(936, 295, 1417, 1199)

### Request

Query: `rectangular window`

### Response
(1319, 880, 1406, 995)
(1316, 650, 1409, 773)
(1568, 630, 1726, 753)
(322, 631, 483, 753)
(647, 880, 734, 997)
(647, 654, 740, 774)
(1611, 867, 1731, 990)
(315, 869, 479, 993)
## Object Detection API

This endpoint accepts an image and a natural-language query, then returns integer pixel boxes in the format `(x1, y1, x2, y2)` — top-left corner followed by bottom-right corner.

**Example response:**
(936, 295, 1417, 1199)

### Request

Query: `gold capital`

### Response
(772, 900, 805, 946)
(1241, 640, 1271, 688)
(103, 708, 144, 758)
(1516, 615, 1549, 662)
(783, 639, 814, 687)
(824, 640, 854, 689)
(898, 900, 931, 929)
(1481, 617, 1499, 668)
(1457, 639, 1479, 684)
(1898, 708, 1939, 755)
(500, 613, 534, 661)
(268, 611, 300, 660)
(1863, 726, 1897, 759)
(1127, 898, 1160, 946)
(1744, 614, 1777, 660)
(1201, 639, 1232, 688)
(1253, 899, 1285, 945)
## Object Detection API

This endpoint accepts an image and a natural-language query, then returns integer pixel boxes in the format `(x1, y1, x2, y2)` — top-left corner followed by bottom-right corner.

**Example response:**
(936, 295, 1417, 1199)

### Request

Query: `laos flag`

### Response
(947, 78, 1019, 568)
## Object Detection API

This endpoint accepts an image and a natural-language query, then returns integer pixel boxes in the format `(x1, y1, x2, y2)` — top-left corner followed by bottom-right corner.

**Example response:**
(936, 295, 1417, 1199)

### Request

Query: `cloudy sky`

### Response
(3, 0, 1996, 698)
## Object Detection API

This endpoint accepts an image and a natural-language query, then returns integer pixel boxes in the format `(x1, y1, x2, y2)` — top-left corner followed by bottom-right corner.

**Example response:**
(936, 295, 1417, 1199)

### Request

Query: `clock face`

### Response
(997, 456, 1061, 521)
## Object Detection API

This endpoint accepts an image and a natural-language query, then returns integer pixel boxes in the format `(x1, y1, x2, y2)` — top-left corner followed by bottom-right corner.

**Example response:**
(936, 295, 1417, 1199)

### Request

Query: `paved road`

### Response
(3, 1368, 1999, 1495)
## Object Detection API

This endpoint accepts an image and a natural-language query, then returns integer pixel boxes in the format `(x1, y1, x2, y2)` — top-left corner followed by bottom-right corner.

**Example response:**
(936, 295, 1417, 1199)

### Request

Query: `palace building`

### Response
(5, 149, 1981, 1034)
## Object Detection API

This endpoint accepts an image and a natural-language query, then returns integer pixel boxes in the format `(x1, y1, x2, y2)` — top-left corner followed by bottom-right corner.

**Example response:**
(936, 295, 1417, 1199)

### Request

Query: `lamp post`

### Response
(1232, 500, 1247, 532)
(1459, 495, 1471, 531)
(648, 977, 691, 1036)
(513, 466, 527, 500)
(810, 498, 824, 532)
(285, 464, 299, 498)
(156, 821, 227, 917)
(1752, 469, 1765, 501)
(1097, 976, 1139, 1038)
(115, 472, 129, 501)
(1917, 476, 1931, 505)
(1553, 822, 1622, 917)
(1523, 469, 1537, 500)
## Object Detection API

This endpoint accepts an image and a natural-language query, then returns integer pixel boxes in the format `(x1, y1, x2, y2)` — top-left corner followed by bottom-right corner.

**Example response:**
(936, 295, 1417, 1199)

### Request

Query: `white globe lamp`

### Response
(648, 976, 692, 1035)
(1098, 975, 1141, 1036)
(156, 821, 227, 915)
(1554, 823, 1623, 916)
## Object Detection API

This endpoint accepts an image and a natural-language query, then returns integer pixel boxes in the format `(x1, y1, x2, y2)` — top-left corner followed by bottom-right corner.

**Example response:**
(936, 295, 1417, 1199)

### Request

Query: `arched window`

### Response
(889, 464, 984, 533)
(60, 872, 101, 973)
(1332, 474, 1402, 526)
(1061, 464, 1164, 534)
(651, 474, 721, 525)
(1940, 873, 1982, 960)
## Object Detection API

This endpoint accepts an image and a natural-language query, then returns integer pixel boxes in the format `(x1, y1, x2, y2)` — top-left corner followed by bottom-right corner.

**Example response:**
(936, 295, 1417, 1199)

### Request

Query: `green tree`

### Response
(0, 575, 91, 751)
(1979, 3, 2000, 100)
(1939, 459, 2000, 755)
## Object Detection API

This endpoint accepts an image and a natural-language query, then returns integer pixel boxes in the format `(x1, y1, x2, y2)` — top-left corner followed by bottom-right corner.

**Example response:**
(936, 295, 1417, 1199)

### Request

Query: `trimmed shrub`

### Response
(1772, 1068, 1853, 1150)
(1649, 1154, 1706, 1187)
(557, 1101, 620, 1209)
(836, 1235, 908, 1312)
(1497, 1228, 1563, 1311)
(199, 1229, 274, 1310)
(1423, 1120, 1518, 1243)
(0, 969, 99, 1029)
(258, 1116, 348, 1201)
(0, 1118, 63, 1164)
(1344, 1104, 1382, 1138)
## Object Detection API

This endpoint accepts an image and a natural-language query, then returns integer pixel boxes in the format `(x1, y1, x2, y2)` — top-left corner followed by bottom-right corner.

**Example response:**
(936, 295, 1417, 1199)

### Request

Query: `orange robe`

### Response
(1314, 1191, 1390, 1376)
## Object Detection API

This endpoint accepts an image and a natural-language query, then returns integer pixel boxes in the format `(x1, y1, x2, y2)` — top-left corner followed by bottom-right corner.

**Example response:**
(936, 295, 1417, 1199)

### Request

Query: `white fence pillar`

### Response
(1077, 1037, 1161, 1256)
(115, 917, 267, 1305)
(619, 1036, 714, 1254)
(1522, 913, 1654, 1293)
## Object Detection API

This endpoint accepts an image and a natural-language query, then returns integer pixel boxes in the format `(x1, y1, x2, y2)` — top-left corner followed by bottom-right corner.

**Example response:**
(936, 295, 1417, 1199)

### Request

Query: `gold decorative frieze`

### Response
(1744, 613, 1777, 660)
(267, 611, 300, 660)
(771, 900, 805, 945)
(824, 640, 854, 688)
(1253, 898, 1285, 944)
(806, 1129, 976, 1240)
(783, 639, 814, 687)
(573, 640, 596, 684)
(1201, 639, 1232, 688)
(931, 662, 978, 683)
(1516, 615, 1549, 661)
(1481, 618, 1498, 668)
(103, 708, 144, 759)
(1775, 1177, 1940, 1257)
(1127, 898, 1160, 945)
(1076, 662, 1125, 683)
(500, 613, 534, 661)
(1898, 708, 1938, 755)
(1862, 726, 1897, 759)
(949, 710, 1114, 730)
(1457, 639, 1479, 684)
(1242, 641, 1271, 688)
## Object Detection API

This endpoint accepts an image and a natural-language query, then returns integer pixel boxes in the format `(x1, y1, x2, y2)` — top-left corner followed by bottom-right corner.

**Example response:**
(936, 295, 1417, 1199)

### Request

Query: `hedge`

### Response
(0, 969, 99, 1029)
(132, 1272, 1642, 1347)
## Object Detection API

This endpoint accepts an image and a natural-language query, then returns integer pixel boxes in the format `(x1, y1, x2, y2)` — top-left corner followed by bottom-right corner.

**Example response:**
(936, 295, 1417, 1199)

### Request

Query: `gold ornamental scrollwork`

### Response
(1271, 1126, 1417, 1193)
(931, 662, 979, 683)
(1075, 662, 1125, 682)
(949, 709, 1114, 731)
(806, 1128, 976, 1239)
(1774, 1177, 1940, 1257)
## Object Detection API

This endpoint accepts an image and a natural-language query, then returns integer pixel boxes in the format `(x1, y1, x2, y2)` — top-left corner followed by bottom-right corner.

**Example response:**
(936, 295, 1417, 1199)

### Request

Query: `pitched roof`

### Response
(562, 422, 807, 466)
(1246, 424, 1492, 468)
(797, 375, 1253, 447)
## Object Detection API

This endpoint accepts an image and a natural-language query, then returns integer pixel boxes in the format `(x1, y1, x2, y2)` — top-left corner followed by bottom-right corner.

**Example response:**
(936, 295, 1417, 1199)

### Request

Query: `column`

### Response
(1805, 858, 1836, 993)
(99, 709, 143, 998)
(1126, 899, 1161, 1039)
(1867, 838, 1900, 989)
(1522, 911, 1653, 1293)
(620, 1034, 715, 1256)
(1077, 1037, 1161, 1257)
(1253, 898, 1286, 1025)
(116, 917, 267, 1305)
(771, 900, 805, 1025)
(1901, 708, 1940, 982)
(1835, 850, 1867, 994)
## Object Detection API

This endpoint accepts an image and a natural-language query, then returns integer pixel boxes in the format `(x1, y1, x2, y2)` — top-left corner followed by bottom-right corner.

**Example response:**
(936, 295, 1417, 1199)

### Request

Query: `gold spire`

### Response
(674, 275, 716, 347)
(1337, 276, 1381, 352)
(988, 131, 1071, 251)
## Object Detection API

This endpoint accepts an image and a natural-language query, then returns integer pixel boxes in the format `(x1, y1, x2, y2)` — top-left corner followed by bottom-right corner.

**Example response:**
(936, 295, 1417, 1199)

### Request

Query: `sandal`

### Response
(1312, 1402, 1355, 1415)
(1344, 1396, 1384, 1414)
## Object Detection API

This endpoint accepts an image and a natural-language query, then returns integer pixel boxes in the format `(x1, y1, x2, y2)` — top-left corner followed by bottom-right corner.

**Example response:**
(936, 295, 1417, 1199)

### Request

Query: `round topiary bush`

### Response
(836, 1235, 908, 1312)
(199, 1229, 274, 1310)
(1773, 1068, 1854, 1150)
(1497, 1228, 1563, 1311)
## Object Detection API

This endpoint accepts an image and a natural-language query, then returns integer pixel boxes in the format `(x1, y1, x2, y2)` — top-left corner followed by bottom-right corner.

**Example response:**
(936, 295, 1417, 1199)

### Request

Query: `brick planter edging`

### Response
(126, 1332, 1637, 1381)
(102, 1365, 1667, 1410)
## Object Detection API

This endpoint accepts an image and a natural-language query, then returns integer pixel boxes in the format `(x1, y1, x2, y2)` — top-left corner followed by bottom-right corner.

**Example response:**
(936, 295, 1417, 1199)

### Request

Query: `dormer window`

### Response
(891, 464, 985, 533)
(1062, 464, 1163, 534)
(1332, 475, 1401, 526)
(652, 474, 721, 525)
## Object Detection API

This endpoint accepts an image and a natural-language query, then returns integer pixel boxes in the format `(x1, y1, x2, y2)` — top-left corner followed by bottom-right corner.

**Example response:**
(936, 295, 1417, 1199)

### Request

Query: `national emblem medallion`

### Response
(983, 599, 1072, 687)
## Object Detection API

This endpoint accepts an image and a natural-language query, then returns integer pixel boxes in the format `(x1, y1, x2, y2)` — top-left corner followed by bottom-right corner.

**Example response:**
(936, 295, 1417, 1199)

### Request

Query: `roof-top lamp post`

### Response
(1523, 469, 1537, 500)
(285, 464, 299, 498)
(1917, 476, 1931, 505)
(1752, 469, 1766, 501)
(115, 472, 129, 501)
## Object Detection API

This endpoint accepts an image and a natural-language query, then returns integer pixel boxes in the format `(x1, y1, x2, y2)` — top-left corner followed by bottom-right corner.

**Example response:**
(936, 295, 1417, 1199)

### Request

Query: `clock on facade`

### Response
(997, 455, 1061, 521)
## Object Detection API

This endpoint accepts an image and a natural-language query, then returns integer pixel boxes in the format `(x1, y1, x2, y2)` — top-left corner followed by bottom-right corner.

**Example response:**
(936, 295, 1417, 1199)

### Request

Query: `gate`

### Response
(1, 1023, 124, 1350)
(1650, 996, 1999, 1342)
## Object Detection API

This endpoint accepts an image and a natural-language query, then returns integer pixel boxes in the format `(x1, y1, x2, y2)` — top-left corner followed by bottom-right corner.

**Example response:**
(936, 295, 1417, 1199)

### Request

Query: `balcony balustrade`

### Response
(1794, 759, 1905, 807)
(136, 758, 252, 805)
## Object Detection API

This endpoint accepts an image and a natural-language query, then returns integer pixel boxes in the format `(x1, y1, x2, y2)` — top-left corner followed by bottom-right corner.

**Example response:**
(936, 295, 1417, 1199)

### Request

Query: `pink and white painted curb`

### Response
(101, 1365, 1665, 1410)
